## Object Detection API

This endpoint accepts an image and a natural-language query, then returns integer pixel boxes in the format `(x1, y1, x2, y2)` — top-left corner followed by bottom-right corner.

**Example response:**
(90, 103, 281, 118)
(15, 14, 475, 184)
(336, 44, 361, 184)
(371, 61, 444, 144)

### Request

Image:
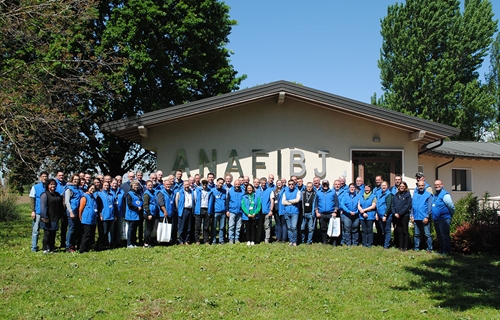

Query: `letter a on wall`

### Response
(172, 149, 191, 177)
(225, 149, 244, 177)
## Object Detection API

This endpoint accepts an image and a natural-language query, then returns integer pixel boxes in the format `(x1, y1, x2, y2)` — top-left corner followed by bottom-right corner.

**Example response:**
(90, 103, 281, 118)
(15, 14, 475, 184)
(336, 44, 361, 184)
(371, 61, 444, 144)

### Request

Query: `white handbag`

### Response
(327, 217, 341, 237)
(157, 217, 172, 243)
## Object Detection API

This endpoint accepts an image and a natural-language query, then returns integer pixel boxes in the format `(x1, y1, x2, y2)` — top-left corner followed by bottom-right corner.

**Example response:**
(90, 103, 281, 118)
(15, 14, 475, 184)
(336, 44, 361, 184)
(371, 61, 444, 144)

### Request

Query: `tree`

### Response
(0, 0, 245, 190)
(373, 0, 498, 141)
(486, 32, 500, 140)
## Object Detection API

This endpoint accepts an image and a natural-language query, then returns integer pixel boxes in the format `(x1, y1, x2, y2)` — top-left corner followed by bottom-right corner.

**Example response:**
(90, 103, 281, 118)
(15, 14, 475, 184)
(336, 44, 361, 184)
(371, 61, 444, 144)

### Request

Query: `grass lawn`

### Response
(1, 205, 499, 319)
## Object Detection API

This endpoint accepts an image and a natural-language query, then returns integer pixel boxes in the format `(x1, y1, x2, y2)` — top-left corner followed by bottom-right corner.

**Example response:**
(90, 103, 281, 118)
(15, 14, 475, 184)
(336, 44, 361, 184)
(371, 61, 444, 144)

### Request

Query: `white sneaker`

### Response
(251, 242, 255, 246)
(247, 241, 251, 246)
(127, 245, 136, 249)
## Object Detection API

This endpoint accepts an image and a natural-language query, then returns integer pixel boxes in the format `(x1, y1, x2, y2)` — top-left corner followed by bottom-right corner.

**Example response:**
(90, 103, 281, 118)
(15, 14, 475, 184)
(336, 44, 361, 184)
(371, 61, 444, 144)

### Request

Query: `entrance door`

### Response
(352, 151, 402, 187)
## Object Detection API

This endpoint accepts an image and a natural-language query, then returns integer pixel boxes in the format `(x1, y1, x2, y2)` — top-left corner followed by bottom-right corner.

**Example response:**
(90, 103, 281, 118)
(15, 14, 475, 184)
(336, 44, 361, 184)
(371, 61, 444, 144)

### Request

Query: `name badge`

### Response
(109, 204, 113, 209)
(216, 195, 221, 198)
(249, 206, 253, 210)
(274, 200, 278, 204)
(305, 203, 310, 207)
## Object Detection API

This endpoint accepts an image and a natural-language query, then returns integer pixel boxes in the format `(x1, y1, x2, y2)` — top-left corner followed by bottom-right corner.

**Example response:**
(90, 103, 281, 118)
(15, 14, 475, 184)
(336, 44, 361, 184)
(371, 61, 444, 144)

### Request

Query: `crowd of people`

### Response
(30, 169, 455, 255)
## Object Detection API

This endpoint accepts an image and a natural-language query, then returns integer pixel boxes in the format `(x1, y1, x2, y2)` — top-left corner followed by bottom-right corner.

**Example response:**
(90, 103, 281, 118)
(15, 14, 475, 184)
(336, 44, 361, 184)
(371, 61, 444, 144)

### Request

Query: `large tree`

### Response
(372, 0, 498, 141)
(486, 32, 500, 140)
(0, 0, 245, 189)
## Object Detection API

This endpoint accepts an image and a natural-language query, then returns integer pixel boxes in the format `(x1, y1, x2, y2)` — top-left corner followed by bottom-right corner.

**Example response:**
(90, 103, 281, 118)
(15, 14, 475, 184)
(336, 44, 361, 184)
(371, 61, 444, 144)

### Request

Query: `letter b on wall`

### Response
(290, 150, 306, 177)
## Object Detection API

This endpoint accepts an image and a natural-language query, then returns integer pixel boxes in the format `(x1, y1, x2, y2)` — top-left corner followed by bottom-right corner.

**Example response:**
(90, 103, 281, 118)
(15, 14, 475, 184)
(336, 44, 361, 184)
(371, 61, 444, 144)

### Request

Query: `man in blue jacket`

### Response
(411, 181, 433, 252)
(315, 180, 339, 245)
(432, 180, 455, 255)
(226, 179, 244, 244)
(29, 171, 48, 252)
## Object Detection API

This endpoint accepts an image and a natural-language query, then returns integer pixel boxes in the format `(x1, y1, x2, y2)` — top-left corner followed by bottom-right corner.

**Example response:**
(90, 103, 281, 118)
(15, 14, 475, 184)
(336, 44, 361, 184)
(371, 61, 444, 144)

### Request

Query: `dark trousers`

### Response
(360, 219, 374, 247)
(43, 229, 57, 251)
(394, 214, 410, 250)
(138, 214, 144, 245)
(144, 217, 156, 245)
(375, 218, 385, 246)
(66, 217, 82, 250)
(178, 208, 193, 244)
(319, 213, 332, 244)
(59, 214, 68, 247)
(194, 209, 212, 243)
(97, 220, 114, 249)
(126, 220, 139, 246)
(256, 212, 265, 243)
(244, 218, 258, 242)
(80, 224, 96, 253)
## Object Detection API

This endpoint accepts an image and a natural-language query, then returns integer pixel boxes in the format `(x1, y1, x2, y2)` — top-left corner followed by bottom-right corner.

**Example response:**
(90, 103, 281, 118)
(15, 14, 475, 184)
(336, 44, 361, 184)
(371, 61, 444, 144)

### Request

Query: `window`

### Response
(417, 165, 424, 174)
(452, 169, 472, 191)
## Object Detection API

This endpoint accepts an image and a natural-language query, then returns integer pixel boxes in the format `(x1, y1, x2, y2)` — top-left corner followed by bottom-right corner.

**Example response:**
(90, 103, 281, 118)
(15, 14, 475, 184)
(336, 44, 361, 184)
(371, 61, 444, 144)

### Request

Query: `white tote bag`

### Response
(122, 221, 129, 241)
(157, 217, 172, 243)
(327, 217, 341, 237)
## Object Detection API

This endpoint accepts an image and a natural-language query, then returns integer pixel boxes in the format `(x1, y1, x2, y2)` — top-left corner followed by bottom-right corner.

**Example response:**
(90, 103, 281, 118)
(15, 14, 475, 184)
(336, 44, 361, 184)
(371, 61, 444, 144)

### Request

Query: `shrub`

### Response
(452, 223, 500, 254)
(451, 193, 477, 233)
(0, 185, 20, 222)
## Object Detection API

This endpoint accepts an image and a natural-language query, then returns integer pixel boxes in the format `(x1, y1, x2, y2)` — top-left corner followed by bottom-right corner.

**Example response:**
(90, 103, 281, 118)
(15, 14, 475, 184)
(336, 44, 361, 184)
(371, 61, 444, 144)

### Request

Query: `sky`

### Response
(224, 0, 500, 104)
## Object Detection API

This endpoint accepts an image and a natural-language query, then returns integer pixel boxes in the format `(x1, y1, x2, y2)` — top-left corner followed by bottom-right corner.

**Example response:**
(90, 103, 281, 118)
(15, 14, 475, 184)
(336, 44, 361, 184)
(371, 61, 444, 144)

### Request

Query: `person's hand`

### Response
(423, 217, 429, 225)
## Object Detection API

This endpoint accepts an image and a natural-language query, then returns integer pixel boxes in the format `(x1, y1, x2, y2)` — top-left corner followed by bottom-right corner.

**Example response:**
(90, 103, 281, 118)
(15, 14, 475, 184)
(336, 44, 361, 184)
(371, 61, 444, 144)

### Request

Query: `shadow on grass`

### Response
(398, 254, 500, 311)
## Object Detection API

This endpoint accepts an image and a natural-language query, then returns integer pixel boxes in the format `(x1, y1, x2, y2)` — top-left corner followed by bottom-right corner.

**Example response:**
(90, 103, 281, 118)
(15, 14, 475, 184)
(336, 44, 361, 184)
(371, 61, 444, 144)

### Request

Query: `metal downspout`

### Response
(435, 157, 455, 180)
(418, 139, 444, 156)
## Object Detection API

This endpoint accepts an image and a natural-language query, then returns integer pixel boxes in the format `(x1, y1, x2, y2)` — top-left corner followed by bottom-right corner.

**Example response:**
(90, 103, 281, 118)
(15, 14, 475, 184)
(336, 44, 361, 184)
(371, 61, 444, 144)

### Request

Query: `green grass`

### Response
(1, 206, 499, 319)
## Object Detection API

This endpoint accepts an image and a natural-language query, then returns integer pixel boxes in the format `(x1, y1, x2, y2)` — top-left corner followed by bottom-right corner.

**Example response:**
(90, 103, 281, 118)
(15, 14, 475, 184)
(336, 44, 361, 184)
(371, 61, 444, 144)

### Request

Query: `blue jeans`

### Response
(301, 213, 315, 244)
(341, 214, 359, 246)
(31, 214, 41, 252)
(66, 217, 81, 250)
(383, 215, 393, 248)
(360, 219, 374, 247)
(178, 208, 193, 244)
(434, 218, 451, 254)
(285, 214, 299, 244)
(212, 212, 226, 243)
(414, 220, 433, 251)
(274, 212, 287, 242)
(126, 220, 139, 246)
(228, 212, 242, 242)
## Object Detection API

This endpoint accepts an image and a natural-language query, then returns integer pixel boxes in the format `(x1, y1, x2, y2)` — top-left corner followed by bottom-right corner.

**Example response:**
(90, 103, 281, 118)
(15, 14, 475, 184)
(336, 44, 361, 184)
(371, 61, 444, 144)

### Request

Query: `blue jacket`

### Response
(432, 189, 454, 220)
(212, 187, 227, 213)
(226, 186, 244, 214)
(143, 189, 159, 218)
(65, 184, 83, 217)
(157, 187, 175, 218)
(194, 187, 214, 215)
(176, 188, 195, 217)
(241, 193, 261, 220)
(412, 190, 432, 221)
(391, 191, 412, 217)
(273, 188, 285, 215)
(125, 191, 142, 221)
(341, 192, 360, 216)
(259, 185, 274, 214)
(33, 182, 46, 214)
(81, 193, 97, 225)
(282, 187, 300, 215)
(315, 188, 338, 213)
(359, 191, 377, 220)
(376, 190, 393, 218)
(97, 190, 116, 221)
(111, 188, 125, 218)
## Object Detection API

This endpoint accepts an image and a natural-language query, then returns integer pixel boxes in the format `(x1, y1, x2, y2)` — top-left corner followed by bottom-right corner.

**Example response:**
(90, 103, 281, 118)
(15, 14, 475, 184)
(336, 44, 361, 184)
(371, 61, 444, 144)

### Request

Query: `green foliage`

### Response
(374, 0, 498, 140)
(0, 185, 19, 222)
(486, 32, 500, 140)
(1, 0, 245, 186)
(451, 192, 478, 233)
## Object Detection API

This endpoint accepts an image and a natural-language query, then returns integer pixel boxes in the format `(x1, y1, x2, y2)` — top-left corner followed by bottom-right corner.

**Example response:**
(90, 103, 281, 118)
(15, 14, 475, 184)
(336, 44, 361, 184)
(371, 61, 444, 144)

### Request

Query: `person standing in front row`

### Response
(315, 180, 337, 245)
(282, 180, 301, 246)
(125, 181, 143, 248)
(358, 183, 377, 248)
(432, 180, 455, 255)
(302, 182, 317, 245)
(176, 180, 195, 245)
(241, 184, 261, 246)
(411, 180, 433, 252)
(79, 185, 98, 253)
(341, 183, 360, 246)
(194, 179, 214, 245)
(391, 181, 412, 251)
(226, 179, 245, 244)
(39, 179, 64, 253)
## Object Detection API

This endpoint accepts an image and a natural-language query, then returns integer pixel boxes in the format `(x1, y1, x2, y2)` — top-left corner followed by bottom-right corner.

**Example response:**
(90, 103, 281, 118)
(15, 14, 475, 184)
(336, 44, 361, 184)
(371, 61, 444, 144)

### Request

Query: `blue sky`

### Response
(224, 0, 500, 104)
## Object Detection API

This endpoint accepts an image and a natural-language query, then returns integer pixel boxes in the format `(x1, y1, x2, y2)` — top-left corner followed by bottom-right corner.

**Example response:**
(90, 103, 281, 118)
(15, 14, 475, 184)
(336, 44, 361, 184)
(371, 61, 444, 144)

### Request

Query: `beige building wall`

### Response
(143, 97, 421, 186)
(419, 155, 500, 200)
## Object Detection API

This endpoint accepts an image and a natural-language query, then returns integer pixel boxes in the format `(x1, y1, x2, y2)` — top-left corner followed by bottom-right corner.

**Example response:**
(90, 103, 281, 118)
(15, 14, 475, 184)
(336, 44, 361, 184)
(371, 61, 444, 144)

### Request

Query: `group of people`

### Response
(30, 169, 455, 254)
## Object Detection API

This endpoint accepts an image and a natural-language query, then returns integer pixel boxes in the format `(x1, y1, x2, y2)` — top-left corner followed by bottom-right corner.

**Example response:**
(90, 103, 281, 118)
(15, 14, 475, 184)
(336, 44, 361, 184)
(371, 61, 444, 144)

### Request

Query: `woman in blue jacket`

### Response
(358, 183, 377, 247)
(79, 185, 97, 253)
(391, 181, 412, 251)
(341, 183, 360, 246)
(241, 184, 261, 246)
(272, 180, 287, 243)
(143, 180, 159, 247)
(96, 181, 116, 250)
(125, 181, 143, 248)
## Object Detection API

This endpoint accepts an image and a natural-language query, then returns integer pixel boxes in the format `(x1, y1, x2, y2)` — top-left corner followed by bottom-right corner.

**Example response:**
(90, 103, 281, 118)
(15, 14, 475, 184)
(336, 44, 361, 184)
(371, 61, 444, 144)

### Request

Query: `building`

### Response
(102, 80, 464, 190)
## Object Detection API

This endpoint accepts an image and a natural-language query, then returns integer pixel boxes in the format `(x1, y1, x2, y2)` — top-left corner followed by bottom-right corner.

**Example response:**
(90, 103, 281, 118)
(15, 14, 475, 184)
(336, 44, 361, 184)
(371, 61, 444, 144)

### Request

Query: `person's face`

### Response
(313, 178, 320, 188)
(194, 175, 201, 183)
(225, 176, 232, 184)
(163, 180, 171, 190)
(127, 173, 135, 181)
(147, 181, 153, 190)
(381, 183, 388, 192)
(364, 185, 371, 194)
(208, 174, 214, 183)
(398, 183, 406, 192)
(281, 178, 286, 185)
(79, 179, 86, 187)
(157, 171, 163, 179)
(97, 175, 104, 181)
(111, 180, 118, 189)
(115, 176, 122, 185)
(395, 176, 402, 185)
(417, 182, 425, 191)
(188, 177, 194, 186)
(40, 174, 48, 183)
(297, 178, 303, 187)
(202, 182, 208, 189)
(131, 183, 138, 192)
(71, 176, 80, 184)
(253, 178, 260, 187)
(104, 176, 112, 184)
(88, 185, 95, 194)
(322, 182, 329, 190)
(246, 185, 254, 193)
(216, 179, 224, 189)
(94, 179, 101, 188)
(84, 174, 91, 183)
(306, 183, 313, 192)
(136, 172, 143, 180)
(150, 173, 157, 182)
(268, 175, 274, 184)
(176, 171, 182, 180)
(291, 176, 297, 183)
(243, 176, 249, 185)
(183, 181, 190, 190)
(48, 181, 56, 192)
(56, 172, 64, 182)
(288, 181, 295, 189)
(79, 173, 85, 179)
(239, 177, 244, 185)
(234, 180, 241, 188)
(102, 182, 110, 191)
(375, 177, 382, 186)
(356, 177, 363, 186)
(260, 180, 266, 188)
(340, 178, 346, 186)
(434, 181, 443, 191)
(333, 181, 340, 191)
(349, 185, 356, 193)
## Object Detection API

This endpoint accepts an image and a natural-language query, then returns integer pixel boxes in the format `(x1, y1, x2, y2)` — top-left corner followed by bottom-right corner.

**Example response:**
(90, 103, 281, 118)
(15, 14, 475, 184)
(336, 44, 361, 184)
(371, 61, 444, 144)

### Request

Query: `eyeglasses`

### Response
(288, 183, 294, 186)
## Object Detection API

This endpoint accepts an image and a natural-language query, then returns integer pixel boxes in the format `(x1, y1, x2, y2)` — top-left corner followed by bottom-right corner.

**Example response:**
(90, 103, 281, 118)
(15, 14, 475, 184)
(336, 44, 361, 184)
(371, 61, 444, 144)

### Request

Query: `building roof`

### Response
(101, 80, 460, 144)
(427, 141, 500, 160)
